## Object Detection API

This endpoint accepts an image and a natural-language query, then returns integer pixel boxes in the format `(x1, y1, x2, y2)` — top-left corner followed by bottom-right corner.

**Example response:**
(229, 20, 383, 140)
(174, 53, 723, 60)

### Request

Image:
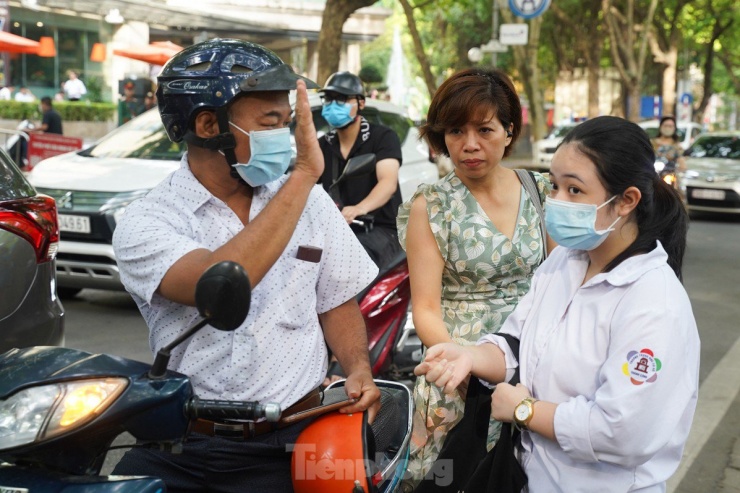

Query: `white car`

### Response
(679, 132, 740, 214)
(638, 120, 704, 150)
(26, 100, 437, 296)
(531, 123, 579, 170)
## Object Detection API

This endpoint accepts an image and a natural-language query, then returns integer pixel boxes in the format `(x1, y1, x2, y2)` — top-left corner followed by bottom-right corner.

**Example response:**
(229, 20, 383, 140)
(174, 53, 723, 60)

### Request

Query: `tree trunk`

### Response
(602, 0, 659, 121)
(661, 46, 678, 115)
(587, 41, 602, 118)
(694, 15, 732, 123)
(399, 0, 437, 97)
(549, 0, 605, 119)
(500, 8, 546, 143)
(317, 0, 377, 85)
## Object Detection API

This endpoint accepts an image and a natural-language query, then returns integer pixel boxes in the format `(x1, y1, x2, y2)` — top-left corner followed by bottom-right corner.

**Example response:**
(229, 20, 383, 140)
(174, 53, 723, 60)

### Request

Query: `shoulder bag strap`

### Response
(514, 169, 547, 260)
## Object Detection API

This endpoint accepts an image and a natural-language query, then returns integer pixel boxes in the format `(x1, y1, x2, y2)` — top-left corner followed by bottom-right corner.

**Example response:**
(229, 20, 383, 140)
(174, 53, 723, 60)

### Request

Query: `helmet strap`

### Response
(183, 107, 239, 168)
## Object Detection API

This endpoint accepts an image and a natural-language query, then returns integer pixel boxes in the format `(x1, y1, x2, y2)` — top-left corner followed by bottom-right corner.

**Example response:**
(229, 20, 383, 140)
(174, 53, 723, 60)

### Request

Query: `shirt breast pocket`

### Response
(276, 256, 321, 330)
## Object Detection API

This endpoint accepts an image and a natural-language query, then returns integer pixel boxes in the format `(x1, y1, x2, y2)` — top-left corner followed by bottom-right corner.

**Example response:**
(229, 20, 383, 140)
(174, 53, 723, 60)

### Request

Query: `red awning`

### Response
(113, 42, 183, 66)
(0, 31, 41, 55)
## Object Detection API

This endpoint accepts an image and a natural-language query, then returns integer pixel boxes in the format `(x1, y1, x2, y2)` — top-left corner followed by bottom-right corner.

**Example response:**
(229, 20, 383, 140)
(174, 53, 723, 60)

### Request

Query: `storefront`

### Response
(6, 6, 108, 100)
(3, 0, 390, 104)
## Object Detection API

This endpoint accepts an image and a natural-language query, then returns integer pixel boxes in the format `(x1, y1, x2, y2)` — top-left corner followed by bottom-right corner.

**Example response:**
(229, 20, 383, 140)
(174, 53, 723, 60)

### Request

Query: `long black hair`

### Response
(560, 116, 688, 279)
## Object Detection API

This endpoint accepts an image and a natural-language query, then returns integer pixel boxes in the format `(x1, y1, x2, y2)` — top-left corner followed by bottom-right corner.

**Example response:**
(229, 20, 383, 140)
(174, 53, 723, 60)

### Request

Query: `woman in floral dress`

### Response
(397, 68, 551, 488)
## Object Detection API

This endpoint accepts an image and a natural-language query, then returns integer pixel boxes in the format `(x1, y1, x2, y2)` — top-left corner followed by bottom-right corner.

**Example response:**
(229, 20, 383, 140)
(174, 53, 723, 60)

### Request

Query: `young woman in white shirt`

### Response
(416, 116, 700, 492)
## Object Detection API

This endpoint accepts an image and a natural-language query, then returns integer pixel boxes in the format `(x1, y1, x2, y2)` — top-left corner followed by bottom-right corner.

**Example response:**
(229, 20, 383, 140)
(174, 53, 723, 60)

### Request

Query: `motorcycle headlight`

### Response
(0, 378, 127, 450)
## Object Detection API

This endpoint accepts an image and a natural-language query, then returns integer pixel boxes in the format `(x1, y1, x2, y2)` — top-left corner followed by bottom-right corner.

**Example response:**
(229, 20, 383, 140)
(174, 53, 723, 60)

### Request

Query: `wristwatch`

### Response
(513, 397, 538, 430)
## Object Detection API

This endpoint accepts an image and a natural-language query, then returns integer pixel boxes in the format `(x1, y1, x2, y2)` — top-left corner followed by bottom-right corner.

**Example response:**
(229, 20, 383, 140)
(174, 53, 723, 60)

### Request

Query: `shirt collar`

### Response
(570, 241, 671, 287)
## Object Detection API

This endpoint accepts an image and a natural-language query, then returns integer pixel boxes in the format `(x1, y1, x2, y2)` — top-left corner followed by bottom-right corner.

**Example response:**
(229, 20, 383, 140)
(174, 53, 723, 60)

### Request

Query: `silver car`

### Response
(679, 132, 740, 214)
(0, 148, 64, 352)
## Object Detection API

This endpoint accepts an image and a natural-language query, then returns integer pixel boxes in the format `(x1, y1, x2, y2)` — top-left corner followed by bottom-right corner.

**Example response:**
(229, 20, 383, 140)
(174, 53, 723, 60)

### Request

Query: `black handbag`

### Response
(414, 333, 528, 493)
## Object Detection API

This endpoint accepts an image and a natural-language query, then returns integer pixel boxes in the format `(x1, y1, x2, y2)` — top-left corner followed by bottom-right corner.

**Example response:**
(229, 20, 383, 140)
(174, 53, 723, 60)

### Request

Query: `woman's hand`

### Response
(491, 382, 531, 422)
(414, 343, 473, 394)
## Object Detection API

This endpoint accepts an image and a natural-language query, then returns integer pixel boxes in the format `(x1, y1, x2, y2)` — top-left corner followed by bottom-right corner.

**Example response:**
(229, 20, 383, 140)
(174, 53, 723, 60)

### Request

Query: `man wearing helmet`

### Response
(111, 39, 380, 492)
(318, 71, 403, 268)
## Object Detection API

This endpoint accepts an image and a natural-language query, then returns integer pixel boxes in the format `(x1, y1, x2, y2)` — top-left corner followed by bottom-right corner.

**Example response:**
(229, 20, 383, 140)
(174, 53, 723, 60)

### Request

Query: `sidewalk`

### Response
(719, 438, 740, 493)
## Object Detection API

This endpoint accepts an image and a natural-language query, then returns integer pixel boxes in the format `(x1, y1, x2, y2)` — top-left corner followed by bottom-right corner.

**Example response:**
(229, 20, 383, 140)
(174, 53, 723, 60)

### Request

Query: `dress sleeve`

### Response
(396, 182, 449, 259)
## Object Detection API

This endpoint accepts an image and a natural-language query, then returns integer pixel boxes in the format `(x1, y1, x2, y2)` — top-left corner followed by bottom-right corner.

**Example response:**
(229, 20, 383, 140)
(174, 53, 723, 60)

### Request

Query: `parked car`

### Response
(678, 132, 740, 214)
(0, 147, 64, 352)
(531, 123, 579, 170)
(27, 97, 437, 296)
(638, 120, 704, 150)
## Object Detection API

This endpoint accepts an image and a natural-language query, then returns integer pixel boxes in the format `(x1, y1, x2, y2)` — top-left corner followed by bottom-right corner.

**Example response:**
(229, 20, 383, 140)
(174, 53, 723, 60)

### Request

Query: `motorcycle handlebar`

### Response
(187, 398, 282, 422)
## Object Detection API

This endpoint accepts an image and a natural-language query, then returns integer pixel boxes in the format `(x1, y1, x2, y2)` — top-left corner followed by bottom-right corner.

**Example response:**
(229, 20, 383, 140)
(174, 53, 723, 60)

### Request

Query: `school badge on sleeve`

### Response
(622, 348, 662, 385)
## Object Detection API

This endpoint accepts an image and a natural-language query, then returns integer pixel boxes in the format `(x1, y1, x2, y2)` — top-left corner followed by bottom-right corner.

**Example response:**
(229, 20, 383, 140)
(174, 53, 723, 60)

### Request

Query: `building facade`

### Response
(4, 0, 390, 102)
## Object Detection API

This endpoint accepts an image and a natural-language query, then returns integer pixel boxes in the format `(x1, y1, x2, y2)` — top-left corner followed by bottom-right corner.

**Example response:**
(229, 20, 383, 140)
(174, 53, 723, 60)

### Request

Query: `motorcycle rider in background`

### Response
(110, 39, 380, 493)
(651, 115, 686, 173)
(318, 71, 404, 269)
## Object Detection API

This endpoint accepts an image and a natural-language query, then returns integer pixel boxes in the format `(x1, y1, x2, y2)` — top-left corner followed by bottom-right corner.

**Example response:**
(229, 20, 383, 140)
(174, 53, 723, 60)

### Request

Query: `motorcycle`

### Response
(327, 154, 422, 382)
(654, 157, 678, 188)
(3, 120, 34, 170)
(0, 261, 413, 492)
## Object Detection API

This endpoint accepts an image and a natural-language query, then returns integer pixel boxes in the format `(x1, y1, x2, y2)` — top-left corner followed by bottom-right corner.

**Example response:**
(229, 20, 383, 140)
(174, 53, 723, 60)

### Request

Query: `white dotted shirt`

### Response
(113, 154, 378, 408)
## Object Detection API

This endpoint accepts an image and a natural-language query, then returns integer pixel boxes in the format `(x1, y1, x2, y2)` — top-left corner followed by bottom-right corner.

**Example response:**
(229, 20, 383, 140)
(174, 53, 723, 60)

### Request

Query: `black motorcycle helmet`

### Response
(319, 71, 365, 98)
(156, 38, 318, 165)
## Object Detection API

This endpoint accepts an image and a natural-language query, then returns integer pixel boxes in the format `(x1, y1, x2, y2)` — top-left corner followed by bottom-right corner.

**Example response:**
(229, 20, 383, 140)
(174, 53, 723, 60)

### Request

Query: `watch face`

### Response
(515, 403, 529, 421)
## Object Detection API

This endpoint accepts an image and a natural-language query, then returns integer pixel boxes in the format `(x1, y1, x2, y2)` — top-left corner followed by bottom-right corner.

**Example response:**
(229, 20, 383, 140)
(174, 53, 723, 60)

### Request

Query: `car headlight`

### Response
(0, 378, 127, 450)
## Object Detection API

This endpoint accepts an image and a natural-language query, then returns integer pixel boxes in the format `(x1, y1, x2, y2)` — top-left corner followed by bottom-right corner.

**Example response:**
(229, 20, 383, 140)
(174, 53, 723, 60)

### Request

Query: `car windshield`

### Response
(687, 135, 740, 159)
(78, 108, 186, 161)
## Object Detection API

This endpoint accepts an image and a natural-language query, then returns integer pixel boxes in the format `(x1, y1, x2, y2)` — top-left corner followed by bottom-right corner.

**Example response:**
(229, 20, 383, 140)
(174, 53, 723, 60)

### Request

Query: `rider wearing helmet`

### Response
(111, 39, 380, 492)
(318, 71, 404, 269)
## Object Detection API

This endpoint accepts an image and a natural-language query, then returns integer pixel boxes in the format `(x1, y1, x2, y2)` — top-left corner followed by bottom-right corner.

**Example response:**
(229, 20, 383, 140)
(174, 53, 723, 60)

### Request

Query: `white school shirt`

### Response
(479, 243, 700, 492)
(113, 154, 378, 408)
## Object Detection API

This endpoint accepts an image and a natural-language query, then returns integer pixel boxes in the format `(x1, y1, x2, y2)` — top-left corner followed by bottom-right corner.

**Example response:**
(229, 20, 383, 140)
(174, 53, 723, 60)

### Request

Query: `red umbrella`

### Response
(0, 31, 41, 55)
(113, 42, 183, 66)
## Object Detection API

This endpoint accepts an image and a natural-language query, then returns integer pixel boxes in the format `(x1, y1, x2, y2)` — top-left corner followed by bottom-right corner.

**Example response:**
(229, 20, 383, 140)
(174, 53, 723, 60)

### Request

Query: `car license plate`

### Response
(691, 189, 726, 201)
(58, 214, 91, 234)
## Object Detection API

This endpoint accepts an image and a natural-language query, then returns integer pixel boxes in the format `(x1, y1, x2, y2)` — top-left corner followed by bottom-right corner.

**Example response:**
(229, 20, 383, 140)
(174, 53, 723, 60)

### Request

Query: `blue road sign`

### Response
(508, 0, 552, 19)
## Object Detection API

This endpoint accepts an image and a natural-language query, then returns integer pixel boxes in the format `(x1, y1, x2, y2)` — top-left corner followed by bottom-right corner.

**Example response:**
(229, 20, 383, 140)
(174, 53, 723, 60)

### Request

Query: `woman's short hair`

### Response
(420, 68, 522, 158)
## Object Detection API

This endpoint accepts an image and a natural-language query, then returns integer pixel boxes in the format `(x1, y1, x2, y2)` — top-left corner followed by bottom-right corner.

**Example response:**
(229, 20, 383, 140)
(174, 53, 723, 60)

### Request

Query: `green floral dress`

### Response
(397, 170, 550, 486)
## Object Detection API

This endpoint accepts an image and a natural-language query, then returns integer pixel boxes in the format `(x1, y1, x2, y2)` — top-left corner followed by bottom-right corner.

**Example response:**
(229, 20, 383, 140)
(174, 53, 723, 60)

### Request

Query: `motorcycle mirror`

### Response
(341, 153, 376, 180)
(330, 153, 376, 189)
(195, 261, 251, 331)
(149, 261, 251, 378)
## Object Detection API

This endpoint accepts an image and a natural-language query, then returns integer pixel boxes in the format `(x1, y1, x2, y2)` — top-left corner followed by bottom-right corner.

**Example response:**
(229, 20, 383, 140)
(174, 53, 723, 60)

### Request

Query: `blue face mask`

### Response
(544, 196, 621, 251)
(321, 101, 354, 129)
(228, 123, 292, 187)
